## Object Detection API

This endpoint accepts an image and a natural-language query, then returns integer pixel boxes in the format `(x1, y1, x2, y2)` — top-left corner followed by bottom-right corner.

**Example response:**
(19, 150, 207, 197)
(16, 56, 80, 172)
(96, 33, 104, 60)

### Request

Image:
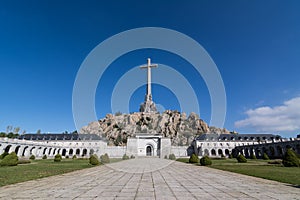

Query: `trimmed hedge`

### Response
(100, 153, 110, 164)
(89, 154, 100, 165)
(0, 152, 9, 160)
(72, 155, 77, 159)
(54, 154, 62, 162)
(29, 155, 35, 160)
(263, 153, 269, 160)
(42, 155, 47, 159)
(237, 154, 247, 163)
(282, 148, 300, 167)
(169, 154, 176, 160)
(250, 154, 257, 159)
(189, 154, 199, 163)
(200, 156, 212, 166)
(122, 154, 129, 160)
(0, 152, 18, 166)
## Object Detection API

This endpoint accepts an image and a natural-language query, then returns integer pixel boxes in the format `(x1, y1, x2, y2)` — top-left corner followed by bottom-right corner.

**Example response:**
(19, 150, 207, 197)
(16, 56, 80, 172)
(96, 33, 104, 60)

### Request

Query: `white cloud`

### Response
(235, 97, 300, 132)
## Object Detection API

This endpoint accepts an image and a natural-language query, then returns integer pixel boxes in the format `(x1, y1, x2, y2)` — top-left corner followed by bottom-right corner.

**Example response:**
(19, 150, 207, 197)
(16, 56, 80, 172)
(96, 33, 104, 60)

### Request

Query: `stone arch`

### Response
(244, 148, 250, 158)
(204, 149, 209, 156)
(62, 149, 67, 157)
(69, 149, 74, 156)
(269, 146, 275, 158)
(146, 144, 153, 156)
(82, 149, 87, 157)
(22, 146, 29, 156)
(4, 145, 12, 153)
(36, 147, 42, 157)
(76, 149, 80, 156)
(30, 147, 36, 156)
(42, 147, 47, 156)
(262, 147, 268, 156)
(232, 149, 238, 157)
(255, 148, 262, 158)
(53, 148, 58, 155)
(211, 149, 216, 156)
(15, 146, 21, 155)
(50, 148, 55, 156)
(218, 149, 223, 156)
(277, 145, 283, 157)
(90, 149, 94, 155)
(225, 149, 230, 156)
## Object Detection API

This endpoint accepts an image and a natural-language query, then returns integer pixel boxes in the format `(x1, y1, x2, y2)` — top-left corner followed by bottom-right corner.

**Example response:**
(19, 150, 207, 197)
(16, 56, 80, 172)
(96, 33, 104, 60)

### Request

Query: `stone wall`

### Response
(170, 146, 189, 157)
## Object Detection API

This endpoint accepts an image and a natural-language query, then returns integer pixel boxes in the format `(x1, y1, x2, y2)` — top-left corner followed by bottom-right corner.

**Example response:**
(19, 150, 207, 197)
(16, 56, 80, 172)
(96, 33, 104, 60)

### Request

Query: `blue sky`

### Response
(0, 1, 300, 137)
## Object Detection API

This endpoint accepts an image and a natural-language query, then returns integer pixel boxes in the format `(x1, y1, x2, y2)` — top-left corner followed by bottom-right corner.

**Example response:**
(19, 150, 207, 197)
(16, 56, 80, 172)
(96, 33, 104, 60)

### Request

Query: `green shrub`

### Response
(130, 155, 135, 159)
(54, 154, 62, 162)
(0, 152, 18, 166)
(0, 152, 9, 160)
(176, 158, 189, 163)
(122, 154, 129, 160)
(72, 155, 77, 159)
(228, 153, 233, 159)
(66, 155, 69, 159)
(263, 153, 269, 160)
(18, 159, 31, 164)
(282, 148, 300, 167)
(169, 154, 176, 160)
(89, 154, 100, 165)
(100, 153, 110, 164)
(200, 156, 212, 166)
(237, 154, 247, 163)
(164, 155, 168, 159)
(29, 155, 35, 160)
(189, 154, 199, 163)
(42, 155, 47, 159)
(250, 154, 257, 159)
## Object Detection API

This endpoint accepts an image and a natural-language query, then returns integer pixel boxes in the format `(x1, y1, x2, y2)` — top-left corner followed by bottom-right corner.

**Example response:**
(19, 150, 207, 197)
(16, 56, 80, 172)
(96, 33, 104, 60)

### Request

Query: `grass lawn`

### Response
(176, 158, 300, 186)
(0, 159, 94, 187)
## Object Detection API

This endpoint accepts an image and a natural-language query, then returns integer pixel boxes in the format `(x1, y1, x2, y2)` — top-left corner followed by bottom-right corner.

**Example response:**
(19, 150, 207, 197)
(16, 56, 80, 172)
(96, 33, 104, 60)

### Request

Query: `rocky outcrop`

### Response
(80, 110, 230, 146)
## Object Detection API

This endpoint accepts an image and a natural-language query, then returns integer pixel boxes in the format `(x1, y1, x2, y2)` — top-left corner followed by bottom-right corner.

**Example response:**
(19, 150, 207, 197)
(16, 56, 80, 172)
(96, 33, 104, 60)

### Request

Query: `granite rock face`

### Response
(80, 110, 230, 146)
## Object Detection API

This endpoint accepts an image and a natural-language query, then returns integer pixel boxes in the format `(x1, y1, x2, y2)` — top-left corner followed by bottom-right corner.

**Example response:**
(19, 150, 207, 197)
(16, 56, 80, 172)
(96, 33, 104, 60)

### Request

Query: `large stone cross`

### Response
(140, 58, 158, 100)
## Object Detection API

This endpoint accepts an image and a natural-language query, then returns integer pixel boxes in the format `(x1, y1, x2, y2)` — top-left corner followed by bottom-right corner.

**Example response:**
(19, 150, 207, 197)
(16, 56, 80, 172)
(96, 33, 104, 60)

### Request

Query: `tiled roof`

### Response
(18, 133, 101, 141)
(195, 133, 282, 141)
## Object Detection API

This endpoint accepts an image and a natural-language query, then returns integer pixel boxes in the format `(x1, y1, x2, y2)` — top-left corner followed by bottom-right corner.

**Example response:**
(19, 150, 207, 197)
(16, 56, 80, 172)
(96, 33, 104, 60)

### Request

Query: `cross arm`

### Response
(140, 64, 158, 69)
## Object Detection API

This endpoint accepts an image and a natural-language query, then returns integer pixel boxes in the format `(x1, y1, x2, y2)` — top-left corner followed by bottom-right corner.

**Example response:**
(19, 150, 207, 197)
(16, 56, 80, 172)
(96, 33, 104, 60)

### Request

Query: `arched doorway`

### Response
(225, 149, 230, 156)
(204, 149, 209, 156)
(146, 145, 152, 156)
(4, 145, 11, 153)
(62, 149, 66, 156)
(211, 149, 216, 156)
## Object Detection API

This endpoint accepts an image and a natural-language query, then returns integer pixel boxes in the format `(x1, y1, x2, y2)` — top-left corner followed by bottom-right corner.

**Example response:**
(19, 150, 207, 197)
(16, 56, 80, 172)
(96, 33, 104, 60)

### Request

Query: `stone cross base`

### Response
(139, 99, 157, 113)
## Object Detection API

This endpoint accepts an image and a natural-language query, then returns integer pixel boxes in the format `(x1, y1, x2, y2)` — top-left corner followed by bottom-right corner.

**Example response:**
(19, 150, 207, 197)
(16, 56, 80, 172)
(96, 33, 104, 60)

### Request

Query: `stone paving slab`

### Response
(0, 158, 299, 199)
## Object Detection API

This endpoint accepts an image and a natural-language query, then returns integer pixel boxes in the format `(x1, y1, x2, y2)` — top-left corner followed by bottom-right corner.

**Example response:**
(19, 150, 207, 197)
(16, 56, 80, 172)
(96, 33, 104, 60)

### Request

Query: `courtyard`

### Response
(0, 158, 299, 199)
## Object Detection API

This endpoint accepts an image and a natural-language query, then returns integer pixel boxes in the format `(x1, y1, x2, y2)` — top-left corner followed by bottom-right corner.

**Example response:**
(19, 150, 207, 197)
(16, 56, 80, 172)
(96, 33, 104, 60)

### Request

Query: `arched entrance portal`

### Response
(146, 146, 152, 156)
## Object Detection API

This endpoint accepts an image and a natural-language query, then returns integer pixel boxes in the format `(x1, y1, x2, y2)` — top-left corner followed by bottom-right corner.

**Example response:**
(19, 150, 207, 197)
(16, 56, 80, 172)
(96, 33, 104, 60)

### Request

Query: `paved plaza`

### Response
(0, 158, 299, 200)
